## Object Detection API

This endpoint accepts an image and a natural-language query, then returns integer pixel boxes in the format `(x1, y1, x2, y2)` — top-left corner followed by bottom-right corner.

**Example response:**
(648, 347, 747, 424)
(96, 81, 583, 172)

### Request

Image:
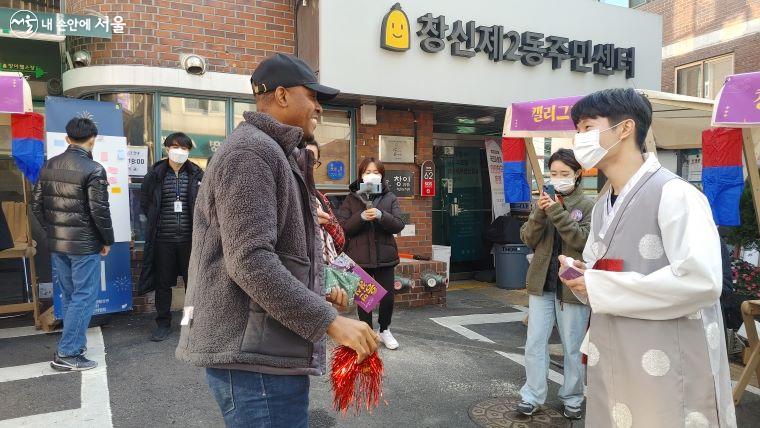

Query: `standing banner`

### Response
(484, 137, 510, 218)
(44, 97, 133, 317)
(502, 137, 531, 204)
(701, 127, 744, 227)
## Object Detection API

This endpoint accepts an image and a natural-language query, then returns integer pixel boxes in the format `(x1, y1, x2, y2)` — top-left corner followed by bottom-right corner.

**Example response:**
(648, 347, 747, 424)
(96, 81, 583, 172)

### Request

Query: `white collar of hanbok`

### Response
(599, 153, 661, 238)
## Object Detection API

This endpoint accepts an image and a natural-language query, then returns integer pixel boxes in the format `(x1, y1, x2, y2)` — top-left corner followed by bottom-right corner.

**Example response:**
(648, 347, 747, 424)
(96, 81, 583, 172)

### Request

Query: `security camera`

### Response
(181, 54, 206, 75)
(72, 50, 91, 68)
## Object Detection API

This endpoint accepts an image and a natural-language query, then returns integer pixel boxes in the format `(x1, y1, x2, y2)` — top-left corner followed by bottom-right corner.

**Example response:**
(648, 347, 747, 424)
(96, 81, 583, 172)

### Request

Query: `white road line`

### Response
(79, 327, 112, 426)
(0, 326, 51, 340)
(495, 350, 565, 385)
(0, 361, 66, 383)
(431, 311, 528, 343)
(0, 327, 113, 427)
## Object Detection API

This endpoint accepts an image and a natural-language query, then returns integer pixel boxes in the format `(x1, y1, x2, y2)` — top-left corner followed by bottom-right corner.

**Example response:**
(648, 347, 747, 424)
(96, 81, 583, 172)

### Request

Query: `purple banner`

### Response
(0, 76, 25, 114)
(713, 72, 760, 126)
(330, 254, 387, 312)
(510, 96, 582, 132)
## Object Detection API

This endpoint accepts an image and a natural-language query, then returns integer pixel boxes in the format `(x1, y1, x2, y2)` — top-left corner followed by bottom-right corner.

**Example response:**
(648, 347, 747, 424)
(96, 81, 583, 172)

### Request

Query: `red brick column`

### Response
(355, 108, 445, 308)
(356, 108, 434, 259)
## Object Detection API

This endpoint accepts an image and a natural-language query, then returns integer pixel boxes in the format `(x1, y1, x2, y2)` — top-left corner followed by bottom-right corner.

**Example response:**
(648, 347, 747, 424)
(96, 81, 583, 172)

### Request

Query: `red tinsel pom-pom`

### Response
(330, 345, 384, 414)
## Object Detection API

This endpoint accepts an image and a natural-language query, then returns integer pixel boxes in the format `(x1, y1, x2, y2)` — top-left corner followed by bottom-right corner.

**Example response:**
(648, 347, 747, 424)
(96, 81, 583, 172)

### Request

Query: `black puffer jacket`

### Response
(31, 145, 115, 255)
(156, 168, 192, 242)
(337, 180, 405, 269)
(138, 159, 203, 294)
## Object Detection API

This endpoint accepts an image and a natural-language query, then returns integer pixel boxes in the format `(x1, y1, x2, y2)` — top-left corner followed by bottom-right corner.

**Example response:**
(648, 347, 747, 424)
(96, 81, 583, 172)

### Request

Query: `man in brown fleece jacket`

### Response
(176, 54, 378, 427)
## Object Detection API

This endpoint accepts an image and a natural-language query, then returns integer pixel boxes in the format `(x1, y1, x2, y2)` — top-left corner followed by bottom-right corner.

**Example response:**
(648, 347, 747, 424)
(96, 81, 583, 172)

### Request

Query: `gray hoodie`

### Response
(175, 112, 337, 376)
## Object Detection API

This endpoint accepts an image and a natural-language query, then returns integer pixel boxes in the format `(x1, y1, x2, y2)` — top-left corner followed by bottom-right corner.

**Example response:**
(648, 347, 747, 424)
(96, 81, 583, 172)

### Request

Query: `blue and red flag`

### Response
(11, 112, 45, 184)
(502, 137, 531, 203)
(701, 127, 744, 226)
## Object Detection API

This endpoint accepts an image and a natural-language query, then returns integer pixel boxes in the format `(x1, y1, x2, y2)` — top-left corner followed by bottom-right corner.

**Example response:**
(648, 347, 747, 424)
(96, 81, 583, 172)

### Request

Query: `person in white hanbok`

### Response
(559, 88, 737, 428)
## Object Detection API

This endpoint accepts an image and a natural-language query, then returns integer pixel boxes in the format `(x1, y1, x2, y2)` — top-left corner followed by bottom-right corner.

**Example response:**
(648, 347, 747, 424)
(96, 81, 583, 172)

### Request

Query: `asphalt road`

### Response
(1, 286, 758, 427)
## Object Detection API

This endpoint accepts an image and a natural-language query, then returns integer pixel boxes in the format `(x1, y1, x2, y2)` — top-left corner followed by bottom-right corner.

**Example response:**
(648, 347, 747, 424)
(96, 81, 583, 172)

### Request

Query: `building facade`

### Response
(636, 0, 759, 98)
(2, 0, 664, 311)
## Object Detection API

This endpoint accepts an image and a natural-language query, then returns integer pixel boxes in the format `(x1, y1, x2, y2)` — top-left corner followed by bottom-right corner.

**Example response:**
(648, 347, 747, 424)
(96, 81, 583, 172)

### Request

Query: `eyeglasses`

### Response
(311, 160, 322, 169)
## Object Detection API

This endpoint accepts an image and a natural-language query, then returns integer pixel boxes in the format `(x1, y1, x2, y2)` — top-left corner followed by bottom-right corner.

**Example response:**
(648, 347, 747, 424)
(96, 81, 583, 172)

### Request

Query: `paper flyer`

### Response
(330, 253, 387, 312)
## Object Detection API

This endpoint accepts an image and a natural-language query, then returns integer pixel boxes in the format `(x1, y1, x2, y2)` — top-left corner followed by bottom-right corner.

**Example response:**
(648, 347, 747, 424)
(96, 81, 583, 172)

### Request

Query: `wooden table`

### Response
(733, 299, 760, 405)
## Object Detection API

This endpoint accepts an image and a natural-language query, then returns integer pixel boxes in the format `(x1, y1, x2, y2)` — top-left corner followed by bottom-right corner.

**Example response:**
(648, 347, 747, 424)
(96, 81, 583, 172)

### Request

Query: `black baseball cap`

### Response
(251, 54, 339, 102)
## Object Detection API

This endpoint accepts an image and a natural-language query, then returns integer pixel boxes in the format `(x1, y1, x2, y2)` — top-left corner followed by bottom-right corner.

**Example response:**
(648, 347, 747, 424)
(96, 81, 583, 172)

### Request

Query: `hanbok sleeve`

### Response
(584, 180, 722, 320)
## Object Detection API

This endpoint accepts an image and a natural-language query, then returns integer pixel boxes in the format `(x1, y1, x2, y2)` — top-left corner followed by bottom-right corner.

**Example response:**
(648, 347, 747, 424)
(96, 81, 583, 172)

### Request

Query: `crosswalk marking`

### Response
(0, 327, 112, 427)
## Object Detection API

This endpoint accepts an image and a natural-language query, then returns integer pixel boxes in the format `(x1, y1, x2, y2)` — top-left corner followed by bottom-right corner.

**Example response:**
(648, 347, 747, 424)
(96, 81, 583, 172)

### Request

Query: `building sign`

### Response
(327, 160, 346, 181)
(510, 95, 582, 131)
(712, 71, 760, 127)
(386, 170, 414, 197)
(0, 7, 122, 40)
(420, 160, 435, 197)
(379, 135, 415, 163)
(380, 3, 635, 78)
(380, 3, 410, 52)
(320, 0, 661, 108)
(0, 75, 24, 114)
(127, 146, 149, 176)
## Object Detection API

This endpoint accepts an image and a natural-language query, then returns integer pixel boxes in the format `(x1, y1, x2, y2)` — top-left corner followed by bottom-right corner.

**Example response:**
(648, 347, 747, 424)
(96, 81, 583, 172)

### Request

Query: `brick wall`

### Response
(638, 0, 760, 93)
(637, 0, 757, 46)
(657, 34, 760, 93)
(66, 0, 296, 74)
(356, 108, 434, 259)
(394, 260, 447, 308)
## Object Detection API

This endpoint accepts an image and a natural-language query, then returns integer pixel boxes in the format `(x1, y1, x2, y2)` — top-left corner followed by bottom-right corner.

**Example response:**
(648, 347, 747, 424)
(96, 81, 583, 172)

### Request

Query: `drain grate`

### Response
(469, 397, 571, 428)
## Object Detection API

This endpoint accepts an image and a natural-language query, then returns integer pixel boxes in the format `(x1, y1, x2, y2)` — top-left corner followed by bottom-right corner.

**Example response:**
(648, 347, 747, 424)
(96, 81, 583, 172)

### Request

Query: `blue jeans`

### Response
(51, 252, 102, 357)
(206, 368, 309, 428)
(520, 292, 590, 409)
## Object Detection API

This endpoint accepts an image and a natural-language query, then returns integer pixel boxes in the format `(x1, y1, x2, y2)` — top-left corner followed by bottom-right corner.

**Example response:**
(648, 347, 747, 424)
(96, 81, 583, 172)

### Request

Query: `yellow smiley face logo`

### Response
(381, 3, 410, 52)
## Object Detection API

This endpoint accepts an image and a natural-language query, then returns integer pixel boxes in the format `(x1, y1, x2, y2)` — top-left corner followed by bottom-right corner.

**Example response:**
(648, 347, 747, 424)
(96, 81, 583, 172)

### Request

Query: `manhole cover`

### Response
(469, 397, 570, 428)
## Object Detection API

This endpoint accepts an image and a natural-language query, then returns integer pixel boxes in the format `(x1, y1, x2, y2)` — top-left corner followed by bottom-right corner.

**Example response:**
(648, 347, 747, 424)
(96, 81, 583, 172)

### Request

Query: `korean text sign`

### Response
(510, 96, 582, 131)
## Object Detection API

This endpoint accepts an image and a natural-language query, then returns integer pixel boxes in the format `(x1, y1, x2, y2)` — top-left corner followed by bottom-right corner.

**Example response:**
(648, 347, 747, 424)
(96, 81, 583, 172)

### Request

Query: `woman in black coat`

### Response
(337, 158, 405, 349)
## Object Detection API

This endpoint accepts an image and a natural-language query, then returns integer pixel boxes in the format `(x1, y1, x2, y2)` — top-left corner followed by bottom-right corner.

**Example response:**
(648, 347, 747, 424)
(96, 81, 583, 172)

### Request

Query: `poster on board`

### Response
(44, 97, 133, 318)
(485, 137, 510, 218)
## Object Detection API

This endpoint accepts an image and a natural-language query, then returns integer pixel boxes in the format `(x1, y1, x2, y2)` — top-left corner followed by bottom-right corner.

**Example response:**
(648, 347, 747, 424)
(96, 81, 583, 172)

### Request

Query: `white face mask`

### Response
(572, 121, 628, 170)
(362, 173, 382, 185)
(551, 177, 576, 194)
(168, 147, 189, 165)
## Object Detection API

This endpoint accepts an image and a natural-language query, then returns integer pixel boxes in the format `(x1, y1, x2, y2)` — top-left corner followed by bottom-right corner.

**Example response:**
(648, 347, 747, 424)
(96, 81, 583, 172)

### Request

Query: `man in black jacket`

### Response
(138, 133, 203, 342)
(31, 118, 114, 372)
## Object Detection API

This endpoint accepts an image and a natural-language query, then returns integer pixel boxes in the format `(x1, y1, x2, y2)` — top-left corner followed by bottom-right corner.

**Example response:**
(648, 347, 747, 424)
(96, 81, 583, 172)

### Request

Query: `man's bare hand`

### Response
(326, 287, 349, 311)
(100, 245, 111, 257)
(327, 316, 379, 363)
